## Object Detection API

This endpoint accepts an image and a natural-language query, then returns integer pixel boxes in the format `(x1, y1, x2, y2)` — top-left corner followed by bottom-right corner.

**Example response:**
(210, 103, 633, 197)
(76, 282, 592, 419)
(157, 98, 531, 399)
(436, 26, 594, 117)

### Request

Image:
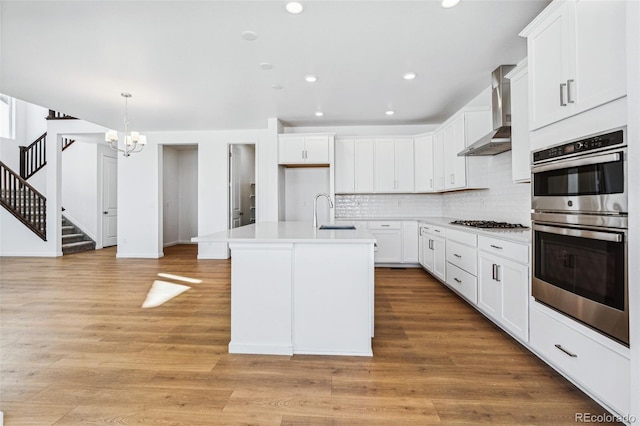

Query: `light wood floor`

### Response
(1, 245, 612, 425)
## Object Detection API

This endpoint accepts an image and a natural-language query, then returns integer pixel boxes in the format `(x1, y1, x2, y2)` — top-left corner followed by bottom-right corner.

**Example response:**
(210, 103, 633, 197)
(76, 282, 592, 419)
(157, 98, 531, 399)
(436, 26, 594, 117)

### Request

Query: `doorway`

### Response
(101, 154, 118, 247)
(229, 144, 256, 229)
(162, 145, 198, 247)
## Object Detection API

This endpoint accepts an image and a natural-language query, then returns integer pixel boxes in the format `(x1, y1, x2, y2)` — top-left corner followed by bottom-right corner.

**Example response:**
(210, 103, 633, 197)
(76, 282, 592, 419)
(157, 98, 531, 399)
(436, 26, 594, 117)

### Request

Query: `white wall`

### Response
(62, 139, 99, 240)
(117, 120, 279, 259)
(284, 167, 330, 223)
(0, 98, 48, 193)
(441, 152, 531, 225)
(162, 146, 179, 246)
(1, 119, 107, 256)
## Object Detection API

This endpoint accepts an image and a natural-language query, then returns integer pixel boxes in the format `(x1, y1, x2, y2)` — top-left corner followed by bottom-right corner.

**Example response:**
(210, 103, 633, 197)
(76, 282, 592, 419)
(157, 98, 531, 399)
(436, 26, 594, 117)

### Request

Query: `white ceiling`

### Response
(0, 0, 549, 132)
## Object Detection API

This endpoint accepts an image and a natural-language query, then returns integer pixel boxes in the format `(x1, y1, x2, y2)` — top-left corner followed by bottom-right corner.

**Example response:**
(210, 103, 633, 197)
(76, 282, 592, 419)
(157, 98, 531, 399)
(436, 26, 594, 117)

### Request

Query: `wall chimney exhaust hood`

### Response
(458, 65, 515, 156)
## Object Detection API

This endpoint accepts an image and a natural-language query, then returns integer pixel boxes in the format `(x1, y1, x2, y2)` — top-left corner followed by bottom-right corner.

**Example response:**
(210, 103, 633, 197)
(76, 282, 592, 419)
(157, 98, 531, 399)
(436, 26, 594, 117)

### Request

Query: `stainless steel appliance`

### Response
(531, 127, 628, 345)
(458, 65, 515, 156)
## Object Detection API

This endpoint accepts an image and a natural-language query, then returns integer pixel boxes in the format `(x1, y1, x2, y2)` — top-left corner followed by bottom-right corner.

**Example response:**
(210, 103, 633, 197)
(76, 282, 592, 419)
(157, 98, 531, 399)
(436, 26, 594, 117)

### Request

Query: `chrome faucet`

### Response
(313, 193, 333, 228)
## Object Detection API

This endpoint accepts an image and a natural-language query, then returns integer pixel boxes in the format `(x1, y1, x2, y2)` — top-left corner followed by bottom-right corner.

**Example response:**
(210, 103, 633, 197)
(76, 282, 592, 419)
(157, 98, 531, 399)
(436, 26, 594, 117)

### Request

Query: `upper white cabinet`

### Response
(433, 130, 445, 191)
(334, 138, 355, 193)
(414, 134, 435, 193)
(506, 60, 532, 183)
(279, 134, 331, 165)
(438, 109, 491, 191)
(521, 0, 626, 130)
(354, 139, 375, 193)
(374, 138, 414, 193)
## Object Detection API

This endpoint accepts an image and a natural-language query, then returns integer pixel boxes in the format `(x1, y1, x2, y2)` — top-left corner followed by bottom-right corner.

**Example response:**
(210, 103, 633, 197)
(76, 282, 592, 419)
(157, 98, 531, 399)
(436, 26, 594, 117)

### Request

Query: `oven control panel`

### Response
(533, 129, 624, 163)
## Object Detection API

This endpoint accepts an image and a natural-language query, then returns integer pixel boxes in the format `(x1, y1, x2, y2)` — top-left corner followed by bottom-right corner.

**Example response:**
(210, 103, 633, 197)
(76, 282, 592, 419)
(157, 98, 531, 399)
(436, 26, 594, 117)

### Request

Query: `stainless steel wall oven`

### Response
(531, 128, 628, 345)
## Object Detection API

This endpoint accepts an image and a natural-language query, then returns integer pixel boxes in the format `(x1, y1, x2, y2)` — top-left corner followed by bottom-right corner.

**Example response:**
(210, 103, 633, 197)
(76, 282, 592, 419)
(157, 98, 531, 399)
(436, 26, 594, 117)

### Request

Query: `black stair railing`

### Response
(0, 161, 47, 241)
(19, 132, 47, 181)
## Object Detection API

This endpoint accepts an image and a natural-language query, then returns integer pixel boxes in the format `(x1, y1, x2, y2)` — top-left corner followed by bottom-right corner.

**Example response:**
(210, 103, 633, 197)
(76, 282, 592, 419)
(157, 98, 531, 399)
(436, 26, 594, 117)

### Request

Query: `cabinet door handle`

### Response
(567, 79, 575, 103)
(429, 178, 433, 189)
(555, 344, 578, 358)
(560, 83, 567, 106)
(453, 253, 461, 258)
(495, 265, 501, 282)
(492, 264, 496, 280)
(429, 239, 434, 250)
(454, 277, 462, 283)
(381, 224, 390, 227)
(450, 174, 455, 184)
(490, 244, 503, 250)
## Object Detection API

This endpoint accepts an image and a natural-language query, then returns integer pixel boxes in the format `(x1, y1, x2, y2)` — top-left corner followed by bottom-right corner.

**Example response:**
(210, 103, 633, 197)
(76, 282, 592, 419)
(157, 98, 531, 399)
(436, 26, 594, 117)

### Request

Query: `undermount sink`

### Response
(319, 224, 357, 230)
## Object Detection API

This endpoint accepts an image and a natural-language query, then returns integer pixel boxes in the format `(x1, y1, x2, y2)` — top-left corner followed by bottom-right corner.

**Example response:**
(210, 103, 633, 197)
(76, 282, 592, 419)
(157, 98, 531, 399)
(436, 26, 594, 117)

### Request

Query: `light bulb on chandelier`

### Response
(105, 93, 146, 157)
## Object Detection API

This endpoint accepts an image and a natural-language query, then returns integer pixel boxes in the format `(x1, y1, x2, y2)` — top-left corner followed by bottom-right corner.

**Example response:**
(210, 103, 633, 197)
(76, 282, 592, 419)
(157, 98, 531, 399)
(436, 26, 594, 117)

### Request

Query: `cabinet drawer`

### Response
(368, 221, 401, 230)
(478, 236, 529, 264)
(446, 241, 477, 275)
(445, 263, 477, 304)
(421, 223, 446, 237)
(446, 228, 477, 247)
(530, 304, 630, 414)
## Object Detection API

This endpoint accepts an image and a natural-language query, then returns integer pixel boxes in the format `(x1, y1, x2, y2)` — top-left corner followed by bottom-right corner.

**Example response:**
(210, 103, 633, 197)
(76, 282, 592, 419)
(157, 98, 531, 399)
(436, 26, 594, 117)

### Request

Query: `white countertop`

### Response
(192, 221, 377, 244)
(418, 217, 532, 244)
(337, 216, 532, 244)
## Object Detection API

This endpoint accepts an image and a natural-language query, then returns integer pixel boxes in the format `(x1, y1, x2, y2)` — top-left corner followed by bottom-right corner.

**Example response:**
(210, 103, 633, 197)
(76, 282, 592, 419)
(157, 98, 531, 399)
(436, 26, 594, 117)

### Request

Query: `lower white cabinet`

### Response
(444, 228, 478, 304)
(368, 221, 402, 264)
(419, 224, 446, 281)
(530, 302, 630, 415)
(445, 263, 477, 304)
(401, 221, 419, 263)
(477, 250, 529, 342)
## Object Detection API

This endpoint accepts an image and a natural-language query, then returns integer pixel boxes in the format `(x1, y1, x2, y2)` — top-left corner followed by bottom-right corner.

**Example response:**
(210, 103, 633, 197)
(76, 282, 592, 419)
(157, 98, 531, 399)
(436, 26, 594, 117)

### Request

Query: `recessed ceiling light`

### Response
(385, 110, 395, 116)
(441, 0, 461, 9)
(272, 84, 283, 90)
(285, 2, 304, 14)
(260, 62, 273, 70)
(403, 72, 417, 80)
(241, 30, 258, 41)
(315, 111, 324, 117)
(304, 75, 318, 83)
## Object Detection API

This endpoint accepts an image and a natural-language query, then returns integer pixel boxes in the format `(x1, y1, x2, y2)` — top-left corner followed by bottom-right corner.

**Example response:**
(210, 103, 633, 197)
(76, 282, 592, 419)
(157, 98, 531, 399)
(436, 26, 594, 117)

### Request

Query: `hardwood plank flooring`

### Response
(0, 245, 614, 425)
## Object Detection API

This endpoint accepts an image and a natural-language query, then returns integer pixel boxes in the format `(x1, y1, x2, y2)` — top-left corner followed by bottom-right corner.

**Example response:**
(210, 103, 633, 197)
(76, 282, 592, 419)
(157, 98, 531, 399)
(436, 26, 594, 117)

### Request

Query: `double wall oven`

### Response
(531, 128, 628, 345)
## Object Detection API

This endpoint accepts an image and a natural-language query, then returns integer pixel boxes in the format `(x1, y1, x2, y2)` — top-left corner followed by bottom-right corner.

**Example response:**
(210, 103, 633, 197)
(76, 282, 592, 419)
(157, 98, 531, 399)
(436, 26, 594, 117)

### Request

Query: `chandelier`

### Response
(105, 92, 146, 157)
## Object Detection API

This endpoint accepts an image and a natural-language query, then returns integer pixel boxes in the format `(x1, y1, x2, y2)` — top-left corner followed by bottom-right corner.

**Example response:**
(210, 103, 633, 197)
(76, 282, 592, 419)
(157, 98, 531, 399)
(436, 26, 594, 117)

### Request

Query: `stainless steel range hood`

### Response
(458, 65, 515, 156)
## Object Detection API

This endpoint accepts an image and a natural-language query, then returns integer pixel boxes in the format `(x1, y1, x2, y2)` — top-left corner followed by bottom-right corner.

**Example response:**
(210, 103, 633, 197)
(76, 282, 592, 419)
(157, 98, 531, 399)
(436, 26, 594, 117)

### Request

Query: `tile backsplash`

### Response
(336, 151, 531, 225)
(335, 193, 442, 218)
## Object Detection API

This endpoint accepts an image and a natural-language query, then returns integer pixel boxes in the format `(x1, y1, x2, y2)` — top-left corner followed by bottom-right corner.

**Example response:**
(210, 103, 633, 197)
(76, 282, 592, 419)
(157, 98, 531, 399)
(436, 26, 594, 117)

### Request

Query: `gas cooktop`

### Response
(450, 220, 529, 229)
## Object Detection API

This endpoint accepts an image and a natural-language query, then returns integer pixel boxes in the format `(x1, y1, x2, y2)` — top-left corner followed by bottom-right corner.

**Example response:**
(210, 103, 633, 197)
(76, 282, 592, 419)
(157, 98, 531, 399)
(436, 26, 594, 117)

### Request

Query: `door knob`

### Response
(103, 211, 108, 214)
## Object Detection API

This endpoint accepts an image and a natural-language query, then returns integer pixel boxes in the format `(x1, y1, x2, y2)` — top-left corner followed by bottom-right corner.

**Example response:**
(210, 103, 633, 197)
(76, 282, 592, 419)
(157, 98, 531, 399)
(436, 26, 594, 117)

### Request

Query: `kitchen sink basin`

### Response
(319, 224, 357, 230)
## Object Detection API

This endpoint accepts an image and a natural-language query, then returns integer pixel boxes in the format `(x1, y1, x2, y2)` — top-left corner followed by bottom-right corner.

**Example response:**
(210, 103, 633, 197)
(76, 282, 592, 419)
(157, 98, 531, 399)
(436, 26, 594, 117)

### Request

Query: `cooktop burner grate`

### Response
(450, 220, 529, 229)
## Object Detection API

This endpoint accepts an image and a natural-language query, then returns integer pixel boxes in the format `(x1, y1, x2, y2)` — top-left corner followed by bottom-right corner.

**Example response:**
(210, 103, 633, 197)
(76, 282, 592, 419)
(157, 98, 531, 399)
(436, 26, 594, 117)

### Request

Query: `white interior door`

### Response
(102, 155, 118, 247)
(230, 145, 242, 228)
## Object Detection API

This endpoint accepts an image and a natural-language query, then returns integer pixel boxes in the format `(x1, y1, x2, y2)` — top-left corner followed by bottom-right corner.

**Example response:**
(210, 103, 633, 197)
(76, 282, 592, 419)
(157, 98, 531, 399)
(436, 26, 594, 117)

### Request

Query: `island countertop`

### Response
(192, 221, 376, 244)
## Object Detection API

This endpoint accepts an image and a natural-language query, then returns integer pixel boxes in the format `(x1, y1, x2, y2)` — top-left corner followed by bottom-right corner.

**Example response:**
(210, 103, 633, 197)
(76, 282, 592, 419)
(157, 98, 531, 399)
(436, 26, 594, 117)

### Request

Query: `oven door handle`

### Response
(531, 152, 621, 174)
(534, 224, 623, 243)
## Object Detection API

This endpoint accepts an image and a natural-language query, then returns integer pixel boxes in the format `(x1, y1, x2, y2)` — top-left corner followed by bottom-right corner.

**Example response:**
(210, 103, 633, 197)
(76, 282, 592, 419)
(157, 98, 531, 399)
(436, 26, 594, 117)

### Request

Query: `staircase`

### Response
(62, 215, 96, 255)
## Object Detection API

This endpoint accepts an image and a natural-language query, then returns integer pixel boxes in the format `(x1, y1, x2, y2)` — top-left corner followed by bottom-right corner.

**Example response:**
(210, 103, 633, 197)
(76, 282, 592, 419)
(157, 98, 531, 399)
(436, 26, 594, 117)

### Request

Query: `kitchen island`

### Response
(192, 222, 376, 356)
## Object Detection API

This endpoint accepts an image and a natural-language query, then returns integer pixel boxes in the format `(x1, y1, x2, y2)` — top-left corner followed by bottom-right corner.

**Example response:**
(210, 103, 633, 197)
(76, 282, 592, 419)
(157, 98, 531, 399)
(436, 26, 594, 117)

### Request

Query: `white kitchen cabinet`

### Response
(414, 134, 435, 192)
(368, 221, 402, 264)
(477, 249, 529, 342)
(438, 109, 491, 191)
(374, 138, 414, 193)
(334, 138, 355, 193)
(443, 115, 466, 190)
(419, 223, 446, 281)
(354, 139, 375, 193)
(279, 134, 330, 165)
(521, 0, 626, 130)
(432, 131, 445, 191)
(506, 59, 531, 183)
(530, 301, 630, 415)
(444, 228, 478, 304)
(401, 221, 419, 263)
(334, 138, 374, 193)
